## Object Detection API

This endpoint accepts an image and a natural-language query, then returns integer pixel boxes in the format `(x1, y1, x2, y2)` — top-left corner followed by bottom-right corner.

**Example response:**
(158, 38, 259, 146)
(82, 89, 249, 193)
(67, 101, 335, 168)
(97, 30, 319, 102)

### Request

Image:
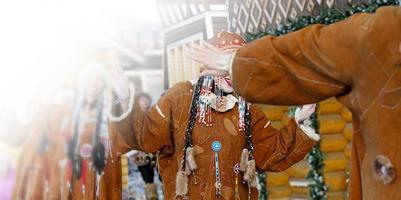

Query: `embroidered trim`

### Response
(263, 121, 271, 128)
(155, 104, 166, 119)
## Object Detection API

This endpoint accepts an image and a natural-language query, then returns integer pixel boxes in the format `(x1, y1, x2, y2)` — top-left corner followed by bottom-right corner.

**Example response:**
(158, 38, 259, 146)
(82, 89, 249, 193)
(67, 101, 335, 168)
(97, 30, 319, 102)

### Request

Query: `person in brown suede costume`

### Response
(186, 5, 401, 200)
(13, 65, 126, 200)
(108, 32, 320, 200)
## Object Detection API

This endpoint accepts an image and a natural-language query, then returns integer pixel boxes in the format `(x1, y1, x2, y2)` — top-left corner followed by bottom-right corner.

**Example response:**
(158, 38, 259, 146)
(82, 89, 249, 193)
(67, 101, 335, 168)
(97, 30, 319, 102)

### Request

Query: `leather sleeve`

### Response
(250, 105, 315, 172)
(232, 6, 401, 105)
(110, 89, 176, 154)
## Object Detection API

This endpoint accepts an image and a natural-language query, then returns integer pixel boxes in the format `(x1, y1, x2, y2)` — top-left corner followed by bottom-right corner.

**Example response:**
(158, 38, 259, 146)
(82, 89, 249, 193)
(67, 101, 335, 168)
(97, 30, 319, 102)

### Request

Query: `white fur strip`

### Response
(155, 104, 166, 118)
(251, 176, 258, 188)
(244, 160, 256, 182)
(240, 149, 249, 172)
(186, 147, 197, 171)
(175, 171, 188, 197)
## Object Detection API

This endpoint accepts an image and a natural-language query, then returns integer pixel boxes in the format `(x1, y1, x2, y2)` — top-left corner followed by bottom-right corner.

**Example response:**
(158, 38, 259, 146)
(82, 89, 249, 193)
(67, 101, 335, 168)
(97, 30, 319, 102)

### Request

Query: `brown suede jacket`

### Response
(231, 6, 401, 200)
(13, 103, 124, 200)
(111, 81, 315, 200)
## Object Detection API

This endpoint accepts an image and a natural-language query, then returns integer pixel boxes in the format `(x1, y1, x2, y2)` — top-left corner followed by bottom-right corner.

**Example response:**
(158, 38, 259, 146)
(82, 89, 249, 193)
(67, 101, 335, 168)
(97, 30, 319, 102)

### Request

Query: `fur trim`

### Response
(181, 159, 191, 176)
(175, 170, 189, 197)
(186, 147, 197, 171)
(240, 149, 249, 172)
(250, 176, 258, 188)
(145, 183, 159, 200)
(244, 159, 256, 182)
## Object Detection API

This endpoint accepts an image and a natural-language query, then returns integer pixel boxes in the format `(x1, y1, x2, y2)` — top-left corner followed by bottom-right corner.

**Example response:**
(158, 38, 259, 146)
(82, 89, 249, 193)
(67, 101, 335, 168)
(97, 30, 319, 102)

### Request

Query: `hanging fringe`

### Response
(175, 170, 189, 198)
(186, 147, 197, 171)
(244, 159, 256, 182)
(251, 175, 258, 188)
(240, 149, 249, 172)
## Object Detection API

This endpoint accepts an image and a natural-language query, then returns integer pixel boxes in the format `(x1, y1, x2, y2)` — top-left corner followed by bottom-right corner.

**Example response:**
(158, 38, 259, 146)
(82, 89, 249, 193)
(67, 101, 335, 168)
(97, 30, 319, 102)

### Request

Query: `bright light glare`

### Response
(0, 0, 160, 140)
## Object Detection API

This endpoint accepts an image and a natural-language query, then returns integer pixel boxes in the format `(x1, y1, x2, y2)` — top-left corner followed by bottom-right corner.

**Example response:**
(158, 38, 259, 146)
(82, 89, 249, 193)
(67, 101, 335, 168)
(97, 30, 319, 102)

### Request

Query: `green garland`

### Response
(245, 1, 400, 199)
(306, 106, 327, 200)
(245, 0, 400, 42)
(257, 172, 268, 200)
(288, 106, 327, 199)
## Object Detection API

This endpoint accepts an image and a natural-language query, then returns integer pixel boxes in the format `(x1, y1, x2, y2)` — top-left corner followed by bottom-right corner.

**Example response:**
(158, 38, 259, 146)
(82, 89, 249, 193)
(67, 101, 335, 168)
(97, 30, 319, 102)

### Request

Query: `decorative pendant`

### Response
(212, 141, 222, 198)
(198, 76, 213, 126)
(214, 77, 224, 110)
(238, 97, 247, 131)
(234, 163, 241, 200)
(79, 144, 93, 159)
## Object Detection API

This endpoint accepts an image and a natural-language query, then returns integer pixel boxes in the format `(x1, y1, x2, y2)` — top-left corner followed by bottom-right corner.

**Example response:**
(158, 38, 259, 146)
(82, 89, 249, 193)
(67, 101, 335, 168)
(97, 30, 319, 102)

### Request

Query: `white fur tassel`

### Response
(186, 147, 197, 171)
(175, 170, 189, 197)
(251, 175, 258, 188)
(240, 149, 249, 172)
(244, 159, 256, 182)
(183, 160, 191, 176)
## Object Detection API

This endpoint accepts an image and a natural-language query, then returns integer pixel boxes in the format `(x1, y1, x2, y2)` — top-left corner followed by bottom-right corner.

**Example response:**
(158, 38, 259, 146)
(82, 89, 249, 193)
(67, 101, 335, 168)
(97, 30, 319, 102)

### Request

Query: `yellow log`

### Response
(320, 134, 348, 152)
(289, 195, 308, 199)
(341, 108, 352, 122)
(290, 186, 309, 196)
(327, 191, 346, 200)
(342, 123, 353, 141)
(269, 197, 292, 200)
(280, 114, 290, 125)
(318, 99, 343, 115)
(319, 115, 346, 135)
(267, 172, 290, 187)
(121, 156, 128, 165)
(261, 105, 287, 121)
(271, 121, 284, 129)
(323, 153, 349, 172)
(324, 172, 347, 191)
(287, 160, 309, 178)
(344, 143, 352, 159)
(268, 186, 292, 199)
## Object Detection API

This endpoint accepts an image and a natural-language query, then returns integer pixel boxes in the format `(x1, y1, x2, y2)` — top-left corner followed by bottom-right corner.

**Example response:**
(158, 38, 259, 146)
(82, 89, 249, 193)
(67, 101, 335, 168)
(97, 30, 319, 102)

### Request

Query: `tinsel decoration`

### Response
(257, 172, 268, 200)
(289, 105, 327, 199)
(306, 106, 327, 200)
(244, 1, 400, 199)
(243, 102, 254, 161)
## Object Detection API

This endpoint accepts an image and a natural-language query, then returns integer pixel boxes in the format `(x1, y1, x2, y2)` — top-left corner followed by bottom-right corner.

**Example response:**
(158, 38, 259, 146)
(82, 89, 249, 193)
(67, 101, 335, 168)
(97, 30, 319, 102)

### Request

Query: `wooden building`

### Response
(157, 0, 229, 87)
(157, 0, 374, 199)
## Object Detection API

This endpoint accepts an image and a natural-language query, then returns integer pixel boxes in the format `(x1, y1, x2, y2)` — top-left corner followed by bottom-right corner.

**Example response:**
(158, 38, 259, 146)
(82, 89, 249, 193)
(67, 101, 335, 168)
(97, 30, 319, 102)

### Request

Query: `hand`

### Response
(185, 41, 234, 76)
(295, 104, 316, 123)
(106, 61, 131, 100)
(199, 69, 229, 77)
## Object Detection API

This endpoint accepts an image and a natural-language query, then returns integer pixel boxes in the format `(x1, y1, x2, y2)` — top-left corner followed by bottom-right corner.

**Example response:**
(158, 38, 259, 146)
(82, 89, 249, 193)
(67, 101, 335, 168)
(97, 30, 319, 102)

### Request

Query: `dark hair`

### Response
(136, 92, 152, 103)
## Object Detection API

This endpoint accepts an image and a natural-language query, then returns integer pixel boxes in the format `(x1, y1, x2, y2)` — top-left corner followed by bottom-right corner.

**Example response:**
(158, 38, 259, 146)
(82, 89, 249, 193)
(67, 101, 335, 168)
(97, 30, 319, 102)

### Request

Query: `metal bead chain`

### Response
(244, 103, 254, 160)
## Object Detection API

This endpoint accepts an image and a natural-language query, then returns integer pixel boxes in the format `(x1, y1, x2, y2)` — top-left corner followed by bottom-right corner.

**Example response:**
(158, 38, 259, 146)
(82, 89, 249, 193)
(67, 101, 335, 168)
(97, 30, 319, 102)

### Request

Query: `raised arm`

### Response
(251, 105, 318, 172)
(109, 87, 174, 154)
(187, 6, 401, 105)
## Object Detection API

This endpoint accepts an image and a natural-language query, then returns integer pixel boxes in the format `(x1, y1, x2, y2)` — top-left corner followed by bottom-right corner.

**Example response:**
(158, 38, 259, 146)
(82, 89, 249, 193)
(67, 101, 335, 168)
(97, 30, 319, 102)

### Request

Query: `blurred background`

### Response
(0, 0, 366, 199)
